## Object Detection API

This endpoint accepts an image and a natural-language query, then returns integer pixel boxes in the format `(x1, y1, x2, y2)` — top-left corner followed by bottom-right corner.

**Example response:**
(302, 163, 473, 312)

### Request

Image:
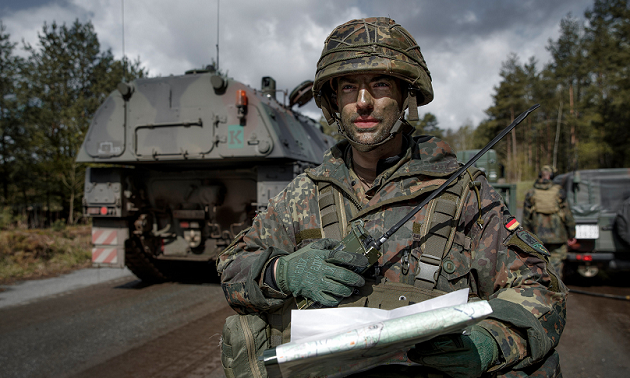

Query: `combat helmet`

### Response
(313, 17, 433, 145)
(540, 165, 557, 179)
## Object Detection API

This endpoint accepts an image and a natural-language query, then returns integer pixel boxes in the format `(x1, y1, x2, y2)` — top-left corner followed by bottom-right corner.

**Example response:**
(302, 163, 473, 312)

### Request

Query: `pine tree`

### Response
(23, 19, 146, 225)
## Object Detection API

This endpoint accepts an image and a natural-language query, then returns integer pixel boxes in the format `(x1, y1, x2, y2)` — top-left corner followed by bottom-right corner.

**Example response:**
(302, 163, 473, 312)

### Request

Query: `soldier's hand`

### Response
(275, 238, 368, 307)
(407, 325, 499, 378)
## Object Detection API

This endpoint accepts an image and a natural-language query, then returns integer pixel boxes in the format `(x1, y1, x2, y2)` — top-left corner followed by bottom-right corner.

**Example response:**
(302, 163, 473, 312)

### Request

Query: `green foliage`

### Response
(410, 112, 444, 138)
(0, 225, 91, 283)
(0, 19, 147, 227)
(476, 0, 630, 181)
(0, 206, 14, 229)
(442, 123, 476, 154)
(51, 218, 67, 232)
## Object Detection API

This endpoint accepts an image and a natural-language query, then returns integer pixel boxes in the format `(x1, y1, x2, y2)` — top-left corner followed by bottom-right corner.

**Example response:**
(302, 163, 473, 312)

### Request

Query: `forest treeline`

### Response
(1, 0, 629, 227)
(0, 19, 146, 227)
(425, 0, 630, 182)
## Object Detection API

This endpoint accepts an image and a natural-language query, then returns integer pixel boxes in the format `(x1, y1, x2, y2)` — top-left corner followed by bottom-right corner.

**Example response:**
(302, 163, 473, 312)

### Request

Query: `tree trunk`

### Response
(569, 83, 578, 170)
(1, 129, 7, 206)
(510, 107, 519, 182)
(553, 101, 563, 169)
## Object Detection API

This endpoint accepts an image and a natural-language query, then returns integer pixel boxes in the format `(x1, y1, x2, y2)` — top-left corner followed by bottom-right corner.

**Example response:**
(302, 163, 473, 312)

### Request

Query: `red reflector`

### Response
(180, 221, 190, 228)
(584, 255, 593, 262)
(576, 254, 583, 260)
(100, 207, 108, 215)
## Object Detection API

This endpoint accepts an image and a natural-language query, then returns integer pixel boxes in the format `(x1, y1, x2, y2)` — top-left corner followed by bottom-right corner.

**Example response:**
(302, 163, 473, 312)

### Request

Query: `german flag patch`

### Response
(505, 218, 520, 231)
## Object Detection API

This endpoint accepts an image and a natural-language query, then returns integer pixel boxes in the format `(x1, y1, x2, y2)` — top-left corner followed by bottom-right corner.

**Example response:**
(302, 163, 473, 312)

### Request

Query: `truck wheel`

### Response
(125, 236, 169, 283)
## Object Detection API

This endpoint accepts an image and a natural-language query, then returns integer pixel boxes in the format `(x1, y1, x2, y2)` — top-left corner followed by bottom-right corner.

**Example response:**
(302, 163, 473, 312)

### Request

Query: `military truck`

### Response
(554, 169, 630, 278)
(76, 67, 334, 282)
(456, 149, 516, 214)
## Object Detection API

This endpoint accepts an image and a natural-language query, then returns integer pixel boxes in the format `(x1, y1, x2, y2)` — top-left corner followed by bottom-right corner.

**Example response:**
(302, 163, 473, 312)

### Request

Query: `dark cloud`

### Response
(2, 0, 596, 129)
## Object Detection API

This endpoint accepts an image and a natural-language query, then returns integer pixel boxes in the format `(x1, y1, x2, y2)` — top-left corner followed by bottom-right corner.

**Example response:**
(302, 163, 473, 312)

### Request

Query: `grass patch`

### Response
(0, 225, 92, 285)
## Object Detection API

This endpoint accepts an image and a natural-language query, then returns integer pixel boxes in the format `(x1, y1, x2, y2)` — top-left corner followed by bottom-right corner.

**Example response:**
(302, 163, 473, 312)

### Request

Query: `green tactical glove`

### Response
(275, 238, 369, 307)
(408, 325, 499, 378)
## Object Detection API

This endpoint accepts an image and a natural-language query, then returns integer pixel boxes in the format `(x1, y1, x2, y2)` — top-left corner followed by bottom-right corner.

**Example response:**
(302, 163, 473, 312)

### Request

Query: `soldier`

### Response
(218, 17, 566, 378)
(523, 165, 576, 279)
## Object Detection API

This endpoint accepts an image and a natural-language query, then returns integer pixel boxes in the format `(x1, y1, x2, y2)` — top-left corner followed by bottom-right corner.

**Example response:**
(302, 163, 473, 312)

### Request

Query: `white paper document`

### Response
(264, 289, 493, 378)
(290, 288, 470, 343)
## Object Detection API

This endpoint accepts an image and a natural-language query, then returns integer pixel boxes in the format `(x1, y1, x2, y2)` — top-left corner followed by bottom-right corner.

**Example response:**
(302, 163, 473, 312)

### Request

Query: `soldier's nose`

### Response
(356, 89, 374, 110)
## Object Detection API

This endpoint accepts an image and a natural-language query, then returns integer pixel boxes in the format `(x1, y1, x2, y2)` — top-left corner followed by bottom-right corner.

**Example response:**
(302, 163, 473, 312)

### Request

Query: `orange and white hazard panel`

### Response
(92, 247, 118, 264)
(92, 228, 119, 245)
(91, 227, 126, 266)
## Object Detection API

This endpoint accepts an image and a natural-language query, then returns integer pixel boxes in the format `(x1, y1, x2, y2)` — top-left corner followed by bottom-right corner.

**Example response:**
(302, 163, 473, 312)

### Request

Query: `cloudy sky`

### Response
(1, 0, 594, 129)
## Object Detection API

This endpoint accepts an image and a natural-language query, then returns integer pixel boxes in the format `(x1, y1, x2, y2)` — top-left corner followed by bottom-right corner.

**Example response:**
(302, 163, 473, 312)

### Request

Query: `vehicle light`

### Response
(180, 221, 190, 228)
(584, 255, 593, 262)
(100, 207, 108, 215)
(236, 90, 248, 107)
(236, 90, 248, 120)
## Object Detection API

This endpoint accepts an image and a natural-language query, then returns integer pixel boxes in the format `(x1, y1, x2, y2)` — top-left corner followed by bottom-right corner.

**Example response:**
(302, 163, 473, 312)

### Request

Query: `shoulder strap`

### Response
(317, 181, 358, 240)
(415, 168, 483, 290)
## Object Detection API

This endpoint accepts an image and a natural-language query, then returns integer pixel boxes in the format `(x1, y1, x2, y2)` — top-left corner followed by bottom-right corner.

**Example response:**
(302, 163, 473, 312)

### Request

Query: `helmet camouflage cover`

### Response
(313, 17, 433, 125)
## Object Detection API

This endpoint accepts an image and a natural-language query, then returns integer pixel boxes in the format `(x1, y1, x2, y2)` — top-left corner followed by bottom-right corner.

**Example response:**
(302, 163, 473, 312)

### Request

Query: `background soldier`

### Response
(523, 165, 576, 279)
(218, 17, 566, 378)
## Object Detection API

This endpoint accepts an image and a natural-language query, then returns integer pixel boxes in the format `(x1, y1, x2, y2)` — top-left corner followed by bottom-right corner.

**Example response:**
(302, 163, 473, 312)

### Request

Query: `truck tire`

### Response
(125, 236, 169, 283)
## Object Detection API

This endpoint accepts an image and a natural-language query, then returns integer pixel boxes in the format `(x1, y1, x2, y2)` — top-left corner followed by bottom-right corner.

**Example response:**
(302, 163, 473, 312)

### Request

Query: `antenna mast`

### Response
(122, 0, 126, 81)
(216, 0, 220, 71)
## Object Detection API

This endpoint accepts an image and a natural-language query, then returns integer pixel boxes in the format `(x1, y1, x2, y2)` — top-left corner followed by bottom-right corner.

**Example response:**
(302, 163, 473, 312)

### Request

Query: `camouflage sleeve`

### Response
(216, 175, 316, 314)
(521, 188, 534, 232)
(558, 188, 576, 239)
(461, 176, 567, 372)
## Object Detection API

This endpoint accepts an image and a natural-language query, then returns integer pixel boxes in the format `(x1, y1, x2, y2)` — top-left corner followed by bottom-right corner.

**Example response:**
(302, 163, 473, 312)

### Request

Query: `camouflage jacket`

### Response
(218, 136, 567, 376)
(523, 179, 576, 244)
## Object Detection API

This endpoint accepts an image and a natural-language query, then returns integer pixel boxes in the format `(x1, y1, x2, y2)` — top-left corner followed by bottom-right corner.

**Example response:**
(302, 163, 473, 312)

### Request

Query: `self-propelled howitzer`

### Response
(76, 67, 334, 282)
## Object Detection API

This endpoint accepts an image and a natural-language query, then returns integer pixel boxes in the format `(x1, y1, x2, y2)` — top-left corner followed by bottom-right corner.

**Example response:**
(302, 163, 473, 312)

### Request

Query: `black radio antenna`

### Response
(370, 104, 541, 250)
(216, 0, 220, 71)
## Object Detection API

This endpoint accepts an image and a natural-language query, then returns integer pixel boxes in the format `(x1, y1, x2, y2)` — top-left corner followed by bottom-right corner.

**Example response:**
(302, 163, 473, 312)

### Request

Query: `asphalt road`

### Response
(0, 269, 629, 378)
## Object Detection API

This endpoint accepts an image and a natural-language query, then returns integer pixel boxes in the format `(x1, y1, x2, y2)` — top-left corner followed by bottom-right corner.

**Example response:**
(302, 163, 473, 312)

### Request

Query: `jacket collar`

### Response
(306, 135, 460, 190)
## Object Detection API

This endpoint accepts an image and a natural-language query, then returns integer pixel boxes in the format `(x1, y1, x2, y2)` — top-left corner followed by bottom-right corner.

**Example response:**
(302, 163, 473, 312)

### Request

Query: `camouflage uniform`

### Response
(523, 179, 576, 278)
(218, 136, 567, 377)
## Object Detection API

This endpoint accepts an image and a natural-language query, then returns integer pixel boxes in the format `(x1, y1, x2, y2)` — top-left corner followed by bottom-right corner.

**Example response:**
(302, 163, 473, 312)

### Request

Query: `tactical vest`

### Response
(266, 167, 485, 348)
(532, 186, 561, 214)
(221, 168, 485, 378)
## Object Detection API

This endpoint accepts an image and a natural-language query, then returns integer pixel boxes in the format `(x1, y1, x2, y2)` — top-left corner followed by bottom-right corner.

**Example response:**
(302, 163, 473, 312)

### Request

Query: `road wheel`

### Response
(124, 236, 169, 283)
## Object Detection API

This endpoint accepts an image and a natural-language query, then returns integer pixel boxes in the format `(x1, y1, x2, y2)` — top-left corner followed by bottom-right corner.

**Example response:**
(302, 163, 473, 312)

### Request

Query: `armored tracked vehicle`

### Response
(76, 67, 333, 282)
(554, 168, 630, 278)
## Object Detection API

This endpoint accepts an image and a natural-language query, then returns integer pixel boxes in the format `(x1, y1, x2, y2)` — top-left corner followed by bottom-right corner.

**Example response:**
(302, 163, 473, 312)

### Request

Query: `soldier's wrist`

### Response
(263, 257, 281, 292)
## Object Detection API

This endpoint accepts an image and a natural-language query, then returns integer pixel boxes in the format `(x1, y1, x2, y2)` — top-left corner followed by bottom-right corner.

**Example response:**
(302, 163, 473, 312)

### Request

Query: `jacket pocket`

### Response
(438, 232, 472, 290)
